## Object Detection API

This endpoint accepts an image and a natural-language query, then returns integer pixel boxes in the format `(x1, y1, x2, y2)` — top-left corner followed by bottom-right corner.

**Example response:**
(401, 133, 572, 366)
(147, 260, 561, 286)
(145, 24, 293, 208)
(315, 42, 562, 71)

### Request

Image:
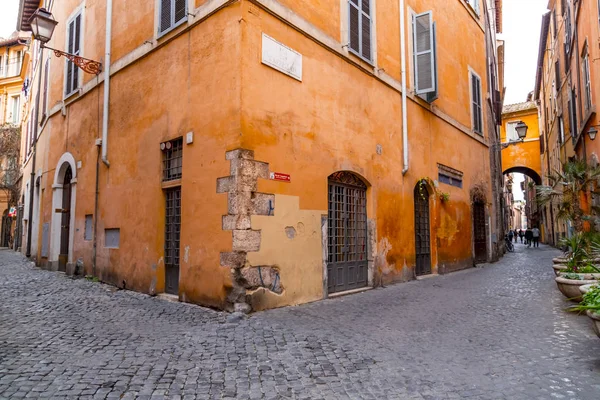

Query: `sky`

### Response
(501, 0, 549, 201)
(0, 0, 19, 39)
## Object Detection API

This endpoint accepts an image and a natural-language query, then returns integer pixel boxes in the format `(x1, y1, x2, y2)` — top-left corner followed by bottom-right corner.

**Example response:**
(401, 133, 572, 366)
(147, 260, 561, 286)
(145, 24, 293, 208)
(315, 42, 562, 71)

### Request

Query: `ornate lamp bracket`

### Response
(41, 44, 102, 75)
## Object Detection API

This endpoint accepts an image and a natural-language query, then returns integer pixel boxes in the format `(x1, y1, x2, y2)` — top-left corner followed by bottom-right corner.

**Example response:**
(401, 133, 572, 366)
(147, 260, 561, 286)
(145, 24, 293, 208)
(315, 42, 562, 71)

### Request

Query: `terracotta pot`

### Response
(579, 284, 599, 295)
(555, 276, 599, 302)
(552, 264, 568, 276)
(586, 310, 600, 339)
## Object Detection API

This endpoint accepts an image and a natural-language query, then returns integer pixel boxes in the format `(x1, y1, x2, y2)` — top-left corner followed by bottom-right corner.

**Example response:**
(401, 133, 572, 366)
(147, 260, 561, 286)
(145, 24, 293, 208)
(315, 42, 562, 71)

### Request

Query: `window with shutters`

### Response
(413, 11, 437, 101)
(347, 0, 372, 62)
(42, 57, 50, 120)
(466, 0, 480, 16)
(582, 49, 592, 112)
(64, 11, 82, 97)
(0, 55, 4, 77)
(558, 116, 565, 144)
(158, 0, 188, 37)
(470, 70, 483, 135)
(10, 96, 20, 125)
(569, 88, 578, 138)
(564, 4, 572, 56)
(552, 10, 557, 39)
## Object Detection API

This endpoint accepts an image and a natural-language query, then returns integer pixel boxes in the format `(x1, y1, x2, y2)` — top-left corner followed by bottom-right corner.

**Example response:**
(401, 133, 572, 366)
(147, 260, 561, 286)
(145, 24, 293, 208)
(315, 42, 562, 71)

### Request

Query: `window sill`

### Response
(347, 48, 374, 67)
(63, 88, 81, 102)
(162, 179, 182, 189)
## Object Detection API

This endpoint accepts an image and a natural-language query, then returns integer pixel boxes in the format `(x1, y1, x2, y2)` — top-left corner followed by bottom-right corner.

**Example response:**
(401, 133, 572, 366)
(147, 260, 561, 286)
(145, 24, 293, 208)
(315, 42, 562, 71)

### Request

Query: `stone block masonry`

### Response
(217, 148, 281, 312)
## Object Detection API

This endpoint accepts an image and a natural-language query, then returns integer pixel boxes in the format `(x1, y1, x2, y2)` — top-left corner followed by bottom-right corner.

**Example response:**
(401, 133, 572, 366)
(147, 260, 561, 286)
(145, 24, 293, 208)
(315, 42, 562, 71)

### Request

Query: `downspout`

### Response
(399, 0, 409, 175)
(26, 46, 44, 258)
(101, 0, 112, 166)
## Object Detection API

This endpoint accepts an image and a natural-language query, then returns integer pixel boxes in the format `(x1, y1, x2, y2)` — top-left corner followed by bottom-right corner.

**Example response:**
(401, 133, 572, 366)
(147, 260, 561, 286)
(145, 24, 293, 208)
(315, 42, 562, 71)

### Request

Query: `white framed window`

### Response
(413, 11, 437, 102)
(10, 95, 20, 125)
(582, 48, 592, 112)
(14, 50, 23, 75)
(469, 69, 483, 135)
(505, 122, 520, 143)
(158, 0, 188, 37)
(348, 0, 372, 62)
(466, 0, 480, 15)
(64, 11, 82, 97)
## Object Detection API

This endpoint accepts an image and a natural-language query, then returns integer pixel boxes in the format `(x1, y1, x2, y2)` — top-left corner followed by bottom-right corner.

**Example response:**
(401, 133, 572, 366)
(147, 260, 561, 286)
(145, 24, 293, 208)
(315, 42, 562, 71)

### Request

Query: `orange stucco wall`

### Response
(500, 107, 542, 181)
(22, 0, 497, 311)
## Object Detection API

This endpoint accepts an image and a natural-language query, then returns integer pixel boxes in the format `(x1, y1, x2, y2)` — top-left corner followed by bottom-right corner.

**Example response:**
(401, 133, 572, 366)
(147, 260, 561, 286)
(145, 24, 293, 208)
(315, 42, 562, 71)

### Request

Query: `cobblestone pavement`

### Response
(1, 245, 600, 400)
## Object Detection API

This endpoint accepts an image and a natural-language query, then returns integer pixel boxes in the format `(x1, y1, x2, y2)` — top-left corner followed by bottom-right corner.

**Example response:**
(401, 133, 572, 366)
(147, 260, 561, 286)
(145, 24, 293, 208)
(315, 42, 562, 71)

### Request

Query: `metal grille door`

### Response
(473, 202, 487, 263)
(327, 172, 368, 294)
(164, 188, 181, 295)
(414, 184, 431, 276)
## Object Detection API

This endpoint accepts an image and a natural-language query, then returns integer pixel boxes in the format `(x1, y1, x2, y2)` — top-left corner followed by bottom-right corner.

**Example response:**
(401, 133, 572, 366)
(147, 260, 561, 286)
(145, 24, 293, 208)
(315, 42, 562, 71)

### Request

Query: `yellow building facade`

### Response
(18, 0, 504, 311)
(0, 32, 28, 248)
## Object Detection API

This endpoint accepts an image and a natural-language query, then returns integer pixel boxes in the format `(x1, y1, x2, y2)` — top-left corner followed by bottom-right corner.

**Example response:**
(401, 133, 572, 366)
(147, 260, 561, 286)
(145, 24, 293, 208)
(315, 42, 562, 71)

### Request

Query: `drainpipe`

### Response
(92, 141, 100, 276)
(101, 0, 112, 166)
(399, 0, 409, 175)
(26, 46, 44, 258)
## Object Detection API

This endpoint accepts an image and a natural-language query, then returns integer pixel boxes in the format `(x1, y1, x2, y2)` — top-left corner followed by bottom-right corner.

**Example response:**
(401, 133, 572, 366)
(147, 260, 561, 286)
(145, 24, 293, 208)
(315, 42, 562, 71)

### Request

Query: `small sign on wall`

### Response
(270, 172, 291, 183)
(261, 33, 303, 82)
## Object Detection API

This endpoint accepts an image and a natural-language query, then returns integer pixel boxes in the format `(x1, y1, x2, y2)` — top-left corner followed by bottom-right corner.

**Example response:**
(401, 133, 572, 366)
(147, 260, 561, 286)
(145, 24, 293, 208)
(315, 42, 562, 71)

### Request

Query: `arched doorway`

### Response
(50, 152, 77, 271)
(327, 171, 368, 294)
(414, 182, 431, 276)
(58, 166, 73, 272)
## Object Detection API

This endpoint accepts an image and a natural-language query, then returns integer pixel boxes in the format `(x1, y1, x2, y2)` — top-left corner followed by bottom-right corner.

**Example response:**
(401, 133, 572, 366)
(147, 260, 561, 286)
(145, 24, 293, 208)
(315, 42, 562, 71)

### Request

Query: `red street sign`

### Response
(270, 172, 291, 182)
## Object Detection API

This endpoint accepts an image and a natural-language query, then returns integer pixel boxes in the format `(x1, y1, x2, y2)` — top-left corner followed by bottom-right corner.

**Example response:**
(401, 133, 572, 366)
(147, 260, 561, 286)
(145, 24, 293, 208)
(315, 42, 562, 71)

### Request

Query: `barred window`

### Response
(161, 138, 183, 181)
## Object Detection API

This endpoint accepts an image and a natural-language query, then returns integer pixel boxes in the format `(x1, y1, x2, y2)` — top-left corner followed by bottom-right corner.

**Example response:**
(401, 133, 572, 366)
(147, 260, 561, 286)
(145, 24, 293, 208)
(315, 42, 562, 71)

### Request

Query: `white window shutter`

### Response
(349, 0, 360, 54)
(413, 11, 436, 95)
(160, 0, 172, 33)
(360, 0, 371, 60)
(175, 0, 187, 24)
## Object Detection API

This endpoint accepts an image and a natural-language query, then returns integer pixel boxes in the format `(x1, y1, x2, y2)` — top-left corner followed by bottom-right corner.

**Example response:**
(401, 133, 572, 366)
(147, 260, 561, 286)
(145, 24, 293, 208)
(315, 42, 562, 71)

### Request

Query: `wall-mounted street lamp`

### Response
(29, 8, 102, 75)
(587, 126, 598, 141)
(491, 121, 529, 151)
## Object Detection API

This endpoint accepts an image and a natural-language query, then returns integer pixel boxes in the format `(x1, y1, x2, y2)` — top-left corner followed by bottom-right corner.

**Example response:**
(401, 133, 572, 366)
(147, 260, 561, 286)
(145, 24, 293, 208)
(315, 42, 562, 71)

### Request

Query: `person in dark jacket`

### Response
(525, 228, 533, 247)
(508, 229, 514, 243)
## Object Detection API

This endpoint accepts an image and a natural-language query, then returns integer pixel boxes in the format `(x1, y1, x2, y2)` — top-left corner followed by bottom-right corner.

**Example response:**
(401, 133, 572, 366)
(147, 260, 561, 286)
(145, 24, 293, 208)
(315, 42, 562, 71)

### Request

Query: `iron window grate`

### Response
(164, 188, 181, 268)
(162, 138, 183, 181)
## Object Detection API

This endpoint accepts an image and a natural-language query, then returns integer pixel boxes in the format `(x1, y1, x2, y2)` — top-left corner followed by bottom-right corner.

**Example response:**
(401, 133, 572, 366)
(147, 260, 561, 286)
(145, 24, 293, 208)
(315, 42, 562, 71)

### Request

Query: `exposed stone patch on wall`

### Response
(217, 148, 277, 312)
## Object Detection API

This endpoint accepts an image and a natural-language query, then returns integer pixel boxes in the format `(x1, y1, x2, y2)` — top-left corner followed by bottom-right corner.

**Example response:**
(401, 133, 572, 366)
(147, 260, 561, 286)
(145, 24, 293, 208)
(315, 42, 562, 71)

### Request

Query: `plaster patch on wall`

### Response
(375, 237, 394, 286)
(285, 226, 296, 239)
(149, 276, 157, 295)
(184, 245, 190, 263)
(438, 214, 459, 243)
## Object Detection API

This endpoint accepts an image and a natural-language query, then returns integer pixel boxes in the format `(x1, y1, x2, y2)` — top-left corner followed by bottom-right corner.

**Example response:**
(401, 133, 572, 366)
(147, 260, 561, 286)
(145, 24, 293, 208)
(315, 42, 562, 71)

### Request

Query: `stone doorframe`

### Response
(49, 152, 77, 271)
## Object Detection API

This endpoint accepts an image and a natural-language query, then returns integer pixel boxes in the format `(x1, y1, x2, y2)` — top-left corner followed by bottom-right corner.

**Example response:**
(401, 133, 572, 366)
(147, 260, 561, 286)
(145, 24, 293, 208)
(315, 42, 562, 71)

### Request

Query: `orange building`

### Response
(534, 0, 600, 244)
(17, 0, 505, 311)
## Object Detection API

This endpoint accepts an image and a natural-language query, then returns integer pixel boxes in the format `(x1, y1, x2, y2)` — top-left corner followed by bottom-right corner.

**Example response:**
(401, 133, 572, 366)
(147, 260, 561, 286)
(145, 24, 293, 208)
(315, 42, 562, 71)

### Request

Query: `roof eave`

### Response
(534, 12, 551, 100)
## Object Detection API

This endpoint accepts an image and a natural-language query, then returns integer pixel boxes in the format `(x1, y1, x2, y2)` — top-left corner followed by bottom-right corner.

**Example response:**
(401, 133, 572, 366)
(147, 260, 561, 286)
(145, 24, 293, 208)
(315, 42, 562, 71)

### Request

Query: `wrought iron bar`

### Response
(41, 44, 102, 75)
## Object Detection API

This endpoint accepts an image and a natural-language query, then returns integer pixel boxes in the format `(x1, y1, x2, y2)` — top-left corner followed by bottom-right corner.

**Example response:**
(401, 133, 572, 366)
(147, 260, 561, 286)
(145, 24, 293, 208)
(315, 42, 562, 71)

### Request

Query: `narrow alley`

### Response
(1, 245, 599, 399)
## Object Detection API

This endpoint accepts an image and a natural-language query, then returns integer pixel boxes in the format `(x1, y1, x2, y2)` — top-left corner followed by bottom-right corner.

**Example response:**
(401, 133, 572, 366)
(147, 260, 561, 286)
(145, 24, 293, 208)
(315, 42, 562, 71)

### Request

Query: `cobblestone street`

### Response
(1, 245, 600, 399)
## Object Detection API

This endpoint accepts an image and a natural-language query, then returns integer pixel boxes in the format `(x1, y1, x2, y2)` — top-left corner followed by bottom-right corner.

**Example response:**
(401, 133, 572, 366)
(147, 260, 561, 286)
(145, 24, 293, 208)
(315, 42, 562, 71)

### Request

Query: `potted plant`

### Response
(555, 273, 599, 302)
(568, 285, 600, 338)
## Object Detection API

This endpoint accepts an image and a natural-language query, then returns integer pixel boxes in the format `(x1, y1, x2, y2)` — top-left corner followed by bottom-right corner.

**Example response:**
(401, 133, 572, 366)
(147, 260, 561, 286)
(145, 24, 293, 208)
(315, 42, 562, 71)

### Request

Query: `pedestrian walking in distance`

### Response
(519, 229, 524, 243)
(508, 229, 514, 244)
(532, 227, 540, 248)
